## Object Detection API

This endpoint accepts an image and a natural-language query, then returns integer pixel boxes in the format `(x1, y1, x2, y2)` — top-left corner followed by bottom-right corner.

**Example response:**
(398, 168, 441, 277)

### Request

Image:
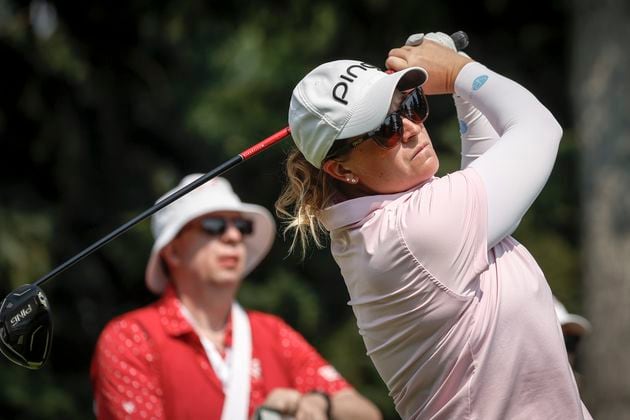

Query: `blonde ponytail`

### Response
(275, 148, 339, 258)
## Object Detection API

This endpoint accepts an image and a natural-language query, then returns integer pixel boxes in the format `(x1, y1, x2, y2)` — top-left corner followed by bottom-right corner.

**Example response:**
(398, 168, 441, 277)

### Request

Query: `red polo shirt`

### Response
(90, 286, 350, 419)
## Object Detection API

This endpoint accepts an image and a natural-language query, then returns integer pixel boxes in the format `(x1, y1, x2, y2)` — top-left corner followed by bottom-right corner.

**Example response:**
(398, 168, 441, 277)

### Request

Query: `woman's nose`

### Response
(400, 117, 421, 143)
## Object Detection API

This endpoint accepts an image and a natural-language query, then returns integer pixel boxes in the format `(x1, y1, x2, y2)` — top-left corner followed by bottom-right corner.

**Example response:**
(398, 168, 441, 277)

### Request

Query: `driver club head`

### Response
(0, 284, 53, 369)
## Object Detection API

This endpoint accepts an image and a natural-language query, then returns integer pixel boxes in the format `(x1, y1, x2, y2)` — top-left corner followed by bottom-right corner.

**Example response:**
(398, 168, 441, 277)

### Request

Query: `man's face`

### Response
(165, 211, 248, 289)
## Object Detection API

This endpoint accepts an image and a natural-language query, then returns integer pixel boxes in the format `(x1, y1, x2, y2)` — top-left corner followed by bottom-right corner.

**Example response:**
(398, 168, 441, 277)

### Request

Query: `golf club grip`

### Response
(388, 31, 469, 75)
(240, 126, 291, 159)
(450, 31, 469, 51)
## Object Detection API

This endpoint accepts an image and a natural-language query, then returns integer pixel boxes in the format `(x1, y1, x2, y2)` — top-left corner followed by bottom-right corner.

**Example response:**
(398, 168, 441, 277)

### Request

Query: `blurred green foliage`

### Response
(1, 0, 580, 418)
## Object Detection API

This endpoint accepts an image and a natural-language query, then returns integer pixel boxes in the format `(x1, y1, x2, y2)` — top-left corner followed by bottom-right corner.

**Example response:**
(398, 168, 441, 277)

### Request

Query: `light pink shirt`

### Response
(320, 169, 591, 419)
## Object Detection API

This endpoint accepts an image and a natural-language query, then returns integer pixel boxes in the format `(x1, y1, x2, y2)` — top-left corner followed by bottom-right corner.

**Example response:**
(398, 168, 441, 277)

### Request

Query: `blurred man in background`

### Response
(554, 296, 591, 388)
(90, 175, 381, 420)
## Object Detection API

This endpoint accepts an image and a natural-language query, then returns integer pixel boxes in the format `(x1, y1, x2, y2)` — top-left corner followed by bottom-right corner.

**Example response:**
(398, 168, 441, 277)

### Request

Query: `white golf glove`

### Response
(405, 31, 471, 58)
(406, 32, 457, 50)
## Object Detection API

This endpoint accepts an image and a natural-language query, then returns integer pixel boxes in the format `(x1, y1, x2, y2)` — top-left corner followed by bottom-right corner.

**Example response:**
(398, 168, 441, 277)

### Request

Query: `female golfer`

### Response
(277, 33, 592, 419)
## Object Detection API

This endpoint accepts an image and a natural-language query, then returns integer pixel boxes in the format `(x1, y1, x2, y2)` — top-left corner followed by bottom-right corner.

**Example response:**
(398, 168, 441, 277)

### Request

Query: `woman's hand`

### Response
(386, 40, 472, 95)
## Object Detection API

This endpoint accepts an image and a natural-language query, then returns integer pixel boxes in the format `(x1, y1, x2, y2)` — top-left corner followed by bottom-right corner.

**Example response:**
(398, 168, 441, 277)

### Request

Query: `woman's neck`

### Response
(333, 179, 375, 201)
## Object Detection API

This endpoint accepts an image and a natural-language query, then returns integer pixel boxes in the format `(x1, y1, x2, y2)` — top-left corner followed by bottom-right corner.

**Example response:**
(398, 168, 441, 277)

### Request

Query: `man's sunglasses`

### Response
(199, 217, 254, 236)
(326, 87, 429, 159)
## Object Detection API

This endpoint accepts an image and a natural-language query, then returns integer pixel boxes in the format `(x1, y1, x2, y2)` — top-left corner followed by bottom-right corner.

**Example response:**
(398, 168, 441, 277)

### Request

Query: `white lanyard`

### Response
(179, 302, 252, 420)
(198, 334, 231, 389)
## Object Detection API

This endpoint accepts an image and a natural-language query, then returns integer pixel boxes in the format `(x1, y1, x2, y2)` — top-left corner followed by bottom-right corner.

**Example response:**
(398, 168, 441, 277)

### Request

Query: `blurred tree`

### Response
(572, 1, 630, 419)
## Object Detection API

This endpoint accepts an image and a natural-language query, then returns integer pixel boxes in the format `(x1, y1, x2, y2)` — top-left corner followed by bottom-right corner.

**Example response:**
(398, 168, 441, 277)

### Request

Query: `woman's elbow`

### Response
(550, 116, 563, 145)
(542, 105, 563, 144)
(532, 109, 563, 148)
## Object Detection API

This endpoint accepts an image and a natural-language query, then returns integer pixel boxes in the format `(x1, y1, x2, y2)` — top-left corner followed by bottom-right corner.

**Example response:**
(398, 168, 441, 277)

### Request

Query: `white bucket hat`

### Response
(288, 60, 427, 168)
(145, 175, 276, 294)
(553, 296, 592, 336)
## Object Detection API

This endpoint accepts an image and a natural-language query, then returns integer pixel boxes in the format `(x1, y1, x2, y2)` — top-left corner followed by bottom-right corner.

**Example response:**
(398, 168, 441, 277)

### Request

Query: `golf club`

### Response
(0, 31, 469, 370)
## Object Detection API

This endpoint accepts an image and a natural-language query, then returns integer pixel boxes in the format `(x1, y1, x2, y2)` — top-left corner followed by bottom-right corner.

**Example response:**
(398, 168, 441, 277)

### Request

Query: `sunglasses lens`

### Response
(233, 218, 254, 235)
(201, 218, 226, 235)
(373, 114, 403, 148)
(401, 88, 428, 123)
(200, 217, 253, 236)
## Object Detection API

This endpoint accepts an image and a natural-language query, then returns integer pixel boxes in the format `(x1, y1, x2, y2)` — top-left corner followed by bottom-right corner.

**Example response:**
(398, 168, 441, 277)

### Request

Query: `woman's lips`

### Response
(412, 143, 429, 160)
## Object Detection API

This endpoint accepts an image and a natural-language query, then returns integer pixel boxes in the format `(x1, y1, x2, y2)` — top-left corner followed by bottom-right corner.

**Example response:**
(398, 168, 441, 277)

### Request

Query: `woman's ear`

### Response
(322, 160, 358, 185)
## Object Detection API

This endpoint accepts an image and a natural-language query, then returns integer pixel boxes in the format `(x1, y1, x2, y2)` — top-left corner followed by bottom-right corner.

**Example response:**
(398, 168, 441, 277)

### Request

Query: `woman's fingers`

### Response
(386, 40, 472, 94)
(385, 55, 409, 71)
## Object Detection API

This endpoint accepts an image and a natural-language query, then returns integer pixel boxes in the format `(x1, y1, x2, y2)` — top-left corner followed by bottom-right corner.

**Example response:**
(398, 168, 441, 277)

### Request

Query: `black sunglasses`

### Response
(326, 87, 429, 159)
(199, 217, 254, 236)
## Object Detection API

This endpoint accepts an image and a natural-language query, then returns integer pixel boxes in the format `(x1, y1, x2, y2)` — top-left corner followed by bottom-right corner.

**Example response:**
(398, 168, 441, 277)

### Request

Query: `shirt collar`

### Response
(320, 179, 435, 231)
(321, 186, 421, 231)
(155, 285, 194, 336)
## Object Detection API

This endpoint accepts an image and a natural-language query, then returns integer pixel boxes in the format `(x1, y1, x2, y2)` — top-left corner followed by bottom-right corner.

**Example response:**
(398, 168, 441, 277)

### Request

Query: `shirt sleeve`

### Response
(271, 316, 351, 396)
(90, 318, 164, 420)
(400, 169, 489, 295)
(455, 62, 563, 247)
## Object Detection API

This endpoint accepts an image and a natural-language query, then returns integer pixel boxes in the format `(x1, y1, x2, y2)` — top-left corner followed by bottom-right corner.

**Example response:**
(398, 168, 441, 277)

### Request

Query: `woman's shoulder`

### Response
(399, 168, 484, 208)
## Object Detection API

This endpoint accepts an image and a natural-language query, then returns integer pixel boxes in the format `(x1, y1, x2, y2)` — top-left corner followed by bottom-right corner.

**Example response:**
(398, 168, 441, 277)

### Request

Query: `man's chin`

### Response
(208, 271, 244, 287)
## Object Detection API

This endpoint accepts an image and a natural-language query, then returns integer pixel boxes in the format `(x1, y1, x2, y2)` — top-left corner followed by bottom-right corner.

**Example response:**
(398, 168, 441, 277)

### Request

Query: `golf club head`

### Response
(0, 284, 53, 369)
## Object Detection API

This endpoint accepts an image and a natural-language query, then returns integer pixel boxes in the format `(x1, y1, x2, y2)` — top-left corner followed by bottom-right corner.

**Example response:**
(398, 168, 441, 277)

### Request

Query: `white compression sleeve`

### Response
(453, 62, 563, 248)
(454, 84, 523, 237)
(453, 93, 500, 169)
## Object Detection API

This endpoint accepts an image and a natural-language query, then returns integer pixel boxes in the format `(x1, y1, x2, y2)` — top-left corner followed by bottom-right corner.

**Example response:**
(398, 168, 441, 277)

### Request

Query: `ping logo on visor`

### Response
(331, 62, 380, 105)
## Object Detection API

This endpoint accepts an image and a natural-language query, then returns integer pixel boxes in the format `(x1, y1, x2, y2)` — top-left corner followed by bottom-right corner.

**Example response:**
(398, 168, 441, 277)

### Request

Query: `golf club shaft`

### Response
(34, 126, 292, 287)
